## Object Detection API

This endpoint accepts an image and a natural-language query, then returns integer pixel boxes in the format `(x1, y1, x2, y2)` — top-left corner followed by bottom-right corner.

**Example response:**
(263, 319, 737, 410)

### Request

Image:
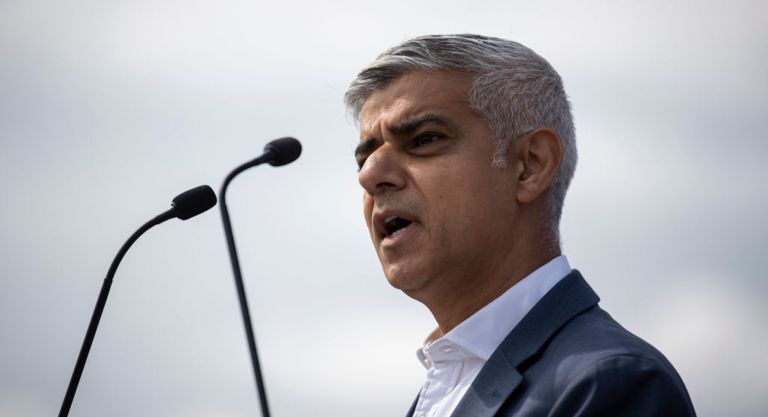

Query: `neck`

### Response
(425, 243, 561, 334)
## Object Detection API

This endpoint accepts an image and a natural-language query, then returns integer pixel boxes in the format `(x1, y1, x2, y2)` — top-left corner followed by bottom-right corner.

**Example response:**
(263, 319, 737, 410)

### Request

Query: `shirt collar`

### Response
(417, 256, 572, 367)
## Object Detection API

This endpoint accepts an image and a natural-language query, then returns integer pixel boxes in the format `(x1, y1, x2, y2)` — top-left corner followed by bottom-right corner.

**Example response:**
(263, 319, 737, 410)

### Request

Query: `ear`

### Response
(515, 128, 563, 204)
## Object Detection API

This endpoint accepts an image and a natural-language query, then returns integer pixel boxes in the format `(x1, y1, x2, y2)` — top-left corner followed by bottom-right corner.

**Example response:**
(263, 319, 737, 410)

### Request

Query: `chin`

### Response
(383, 265, 432, 299)
(384, 264, 420, 288)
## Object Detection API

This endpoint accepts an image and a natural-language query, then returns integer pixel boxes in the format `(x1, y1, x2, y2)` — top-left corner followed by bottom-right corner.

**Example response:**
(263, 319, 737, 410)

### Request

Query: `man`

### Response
(345, 34, 696, 417)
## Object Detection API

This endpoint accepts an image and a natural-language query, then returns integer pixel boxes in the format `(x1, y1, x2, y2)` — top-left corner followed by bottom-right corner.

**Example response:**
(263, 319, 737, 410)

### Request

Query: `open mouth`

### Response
(383, 216, 413, 238)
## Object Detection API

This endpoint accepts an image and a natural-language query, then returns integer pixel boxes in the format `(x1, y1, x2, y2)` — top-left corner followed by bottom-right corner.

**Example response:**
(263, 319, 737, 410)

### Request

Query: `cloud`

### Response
(634, 271, 768, 415)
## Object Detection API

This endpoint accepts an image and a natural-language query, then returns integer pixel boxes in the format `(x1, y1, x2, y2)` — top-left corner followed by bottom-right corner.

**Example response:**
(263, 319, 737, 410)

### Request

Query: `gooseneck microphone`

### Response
(219, 137, 302, 417)
(58, 185, 217, 417)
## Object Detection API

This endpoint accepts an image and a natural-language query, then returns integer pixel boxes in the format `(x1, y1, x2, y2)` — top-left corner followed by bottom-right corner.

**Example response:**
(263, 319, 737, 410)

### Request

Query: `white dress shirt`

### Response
(412, 256, 572, 417)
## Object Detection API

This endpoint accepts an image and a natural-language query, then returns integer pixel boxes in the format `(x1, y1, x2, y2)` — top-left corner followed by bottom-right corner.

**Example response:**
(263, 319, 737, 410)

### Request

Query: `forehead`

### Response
(358, 71, 474, 135)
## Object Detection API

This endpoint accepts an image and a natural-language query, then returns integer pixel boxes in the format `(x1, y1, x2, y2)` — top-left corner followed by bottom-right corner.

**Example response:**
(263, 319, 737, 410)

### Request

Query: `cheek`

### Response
(429, 167, 476, 209)
(433, 172, 509, 236)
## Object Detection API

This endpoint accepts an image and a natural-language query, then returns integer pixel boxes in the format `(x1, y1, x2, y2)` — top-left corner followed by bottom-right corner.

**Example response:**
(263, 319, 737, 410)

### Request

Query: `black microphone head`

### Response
(172, 185, 217, 220)
(263, 137, 302, 166)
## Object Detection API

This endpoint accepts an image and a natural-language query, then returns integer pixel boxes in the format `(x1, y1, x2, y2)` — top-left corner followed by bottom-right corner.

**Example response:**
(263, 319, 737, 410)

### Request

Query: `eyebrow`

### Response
(354, 138, 378, 159)
(354, 113, 453, 158)
(390, 113, 452, 135)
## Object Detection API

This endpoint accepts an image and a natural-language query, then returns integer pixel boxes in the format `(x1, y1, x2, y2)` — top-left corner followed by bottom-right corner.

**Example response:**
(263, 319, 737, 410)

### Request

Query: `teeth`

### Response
(390, 227, 406, 238)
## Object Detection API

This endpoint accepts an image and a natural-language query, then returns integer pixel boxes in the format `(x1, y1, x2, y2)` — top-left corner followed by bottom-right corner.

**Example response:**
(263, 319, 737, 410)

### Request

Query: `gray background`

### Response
(1, 1, 766, 416)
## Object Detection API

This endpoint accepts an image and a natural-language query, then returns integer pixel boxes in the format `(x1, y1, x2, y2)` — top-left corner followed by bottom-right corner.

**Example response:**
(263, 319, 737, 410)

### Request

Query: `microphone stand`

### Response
(219, 155, 272, 417)
(58, 209, 176, 417)
(57, 185, 216, 417)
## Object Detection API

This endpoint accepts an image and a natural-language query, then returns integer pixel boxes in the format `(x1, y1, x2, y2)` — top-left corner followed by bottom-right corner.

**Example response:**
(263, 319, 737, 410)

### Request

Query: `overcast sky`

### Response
(1, 1, 766, 416)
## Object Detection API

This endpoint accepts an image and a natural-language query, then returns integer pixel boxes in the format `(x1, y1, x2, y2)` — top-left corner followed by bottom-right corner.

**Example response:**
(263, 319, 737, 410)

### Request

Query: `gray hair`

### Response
(344, 34, 576, 237)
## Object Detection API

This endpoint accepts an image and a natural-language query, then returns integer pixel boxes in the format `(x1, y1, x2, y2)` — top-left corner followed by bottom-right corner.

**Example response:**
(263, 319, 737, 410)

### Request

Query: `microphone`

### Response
(231, 137, 302, 175)
(58, 185, 217, 417)
(172, 185, 218, 220)
(219, 137, 302, 417)
(262, 137, 302, 166)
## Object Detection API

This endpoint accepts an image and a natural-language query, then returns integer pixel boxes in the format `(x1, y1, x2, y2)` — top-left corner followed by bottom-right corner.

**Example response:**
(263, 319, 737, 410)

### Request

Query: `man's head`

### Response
(346, 34, 576, 230)
(346, 35, 576, 326)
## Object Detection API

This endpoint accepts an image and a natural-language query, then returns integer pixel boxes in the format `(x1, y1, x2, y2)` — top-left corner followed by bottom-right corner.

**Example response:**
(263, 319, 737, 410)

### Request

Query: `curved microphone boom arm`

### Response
(58, 185, 217, 417)
(218, 137, 302, 417)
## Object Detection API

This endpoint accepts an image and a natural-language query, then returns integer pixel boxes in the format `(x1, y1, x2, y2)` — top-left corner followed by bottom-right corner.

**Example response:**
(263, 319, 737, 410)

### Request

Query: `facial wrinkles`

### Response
(360, 125, 424, 250)
(362, 144, 423, 238)
(359, 73, 473, 246)
(358, 96, 411, 193)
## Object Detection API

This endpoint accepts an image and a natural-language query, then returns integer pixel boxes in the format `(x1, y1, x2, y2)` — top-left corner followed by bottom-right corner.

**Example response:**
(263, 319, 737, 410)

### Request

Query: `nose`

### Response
(358, 143, 406, 196)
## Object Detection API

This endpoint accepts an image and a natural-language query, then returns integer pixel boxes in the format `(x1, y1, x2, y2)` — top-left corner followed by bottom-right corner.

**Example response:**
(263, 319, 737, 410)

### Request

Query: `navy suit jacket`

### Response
(407, 271, 696, 417)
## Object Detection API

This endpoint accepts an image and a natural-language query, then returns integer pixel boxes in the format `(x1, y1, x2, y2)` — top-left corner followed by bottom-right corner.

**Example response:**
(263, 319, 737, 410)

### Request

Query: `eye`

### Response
(411, 133, 443, 149)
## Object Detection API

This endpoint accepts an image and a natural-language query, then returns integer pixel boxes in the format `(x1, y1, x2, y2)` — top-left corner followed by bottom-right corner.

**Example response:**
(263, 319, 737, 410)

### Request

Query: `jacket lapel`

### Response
(450, 270, 599, 417)
(449, 355, 523, 417)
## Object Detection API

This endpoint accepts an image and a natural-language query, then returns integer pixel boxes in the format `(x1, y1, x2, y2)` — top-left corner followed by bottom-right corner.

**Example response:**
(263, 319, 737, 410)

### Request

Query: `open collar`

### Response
(448, 270, 600, 417)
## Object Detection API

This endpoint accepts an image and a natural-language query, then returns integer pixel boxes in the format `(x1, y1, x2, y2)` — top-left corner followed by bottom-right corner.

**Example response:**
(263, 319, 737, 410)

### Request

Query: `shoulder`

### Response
(530, 306, 697, 416)
(543, 306, 673, 380)
(485, 272, 696, 416)
(547, 353, 697, 416)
